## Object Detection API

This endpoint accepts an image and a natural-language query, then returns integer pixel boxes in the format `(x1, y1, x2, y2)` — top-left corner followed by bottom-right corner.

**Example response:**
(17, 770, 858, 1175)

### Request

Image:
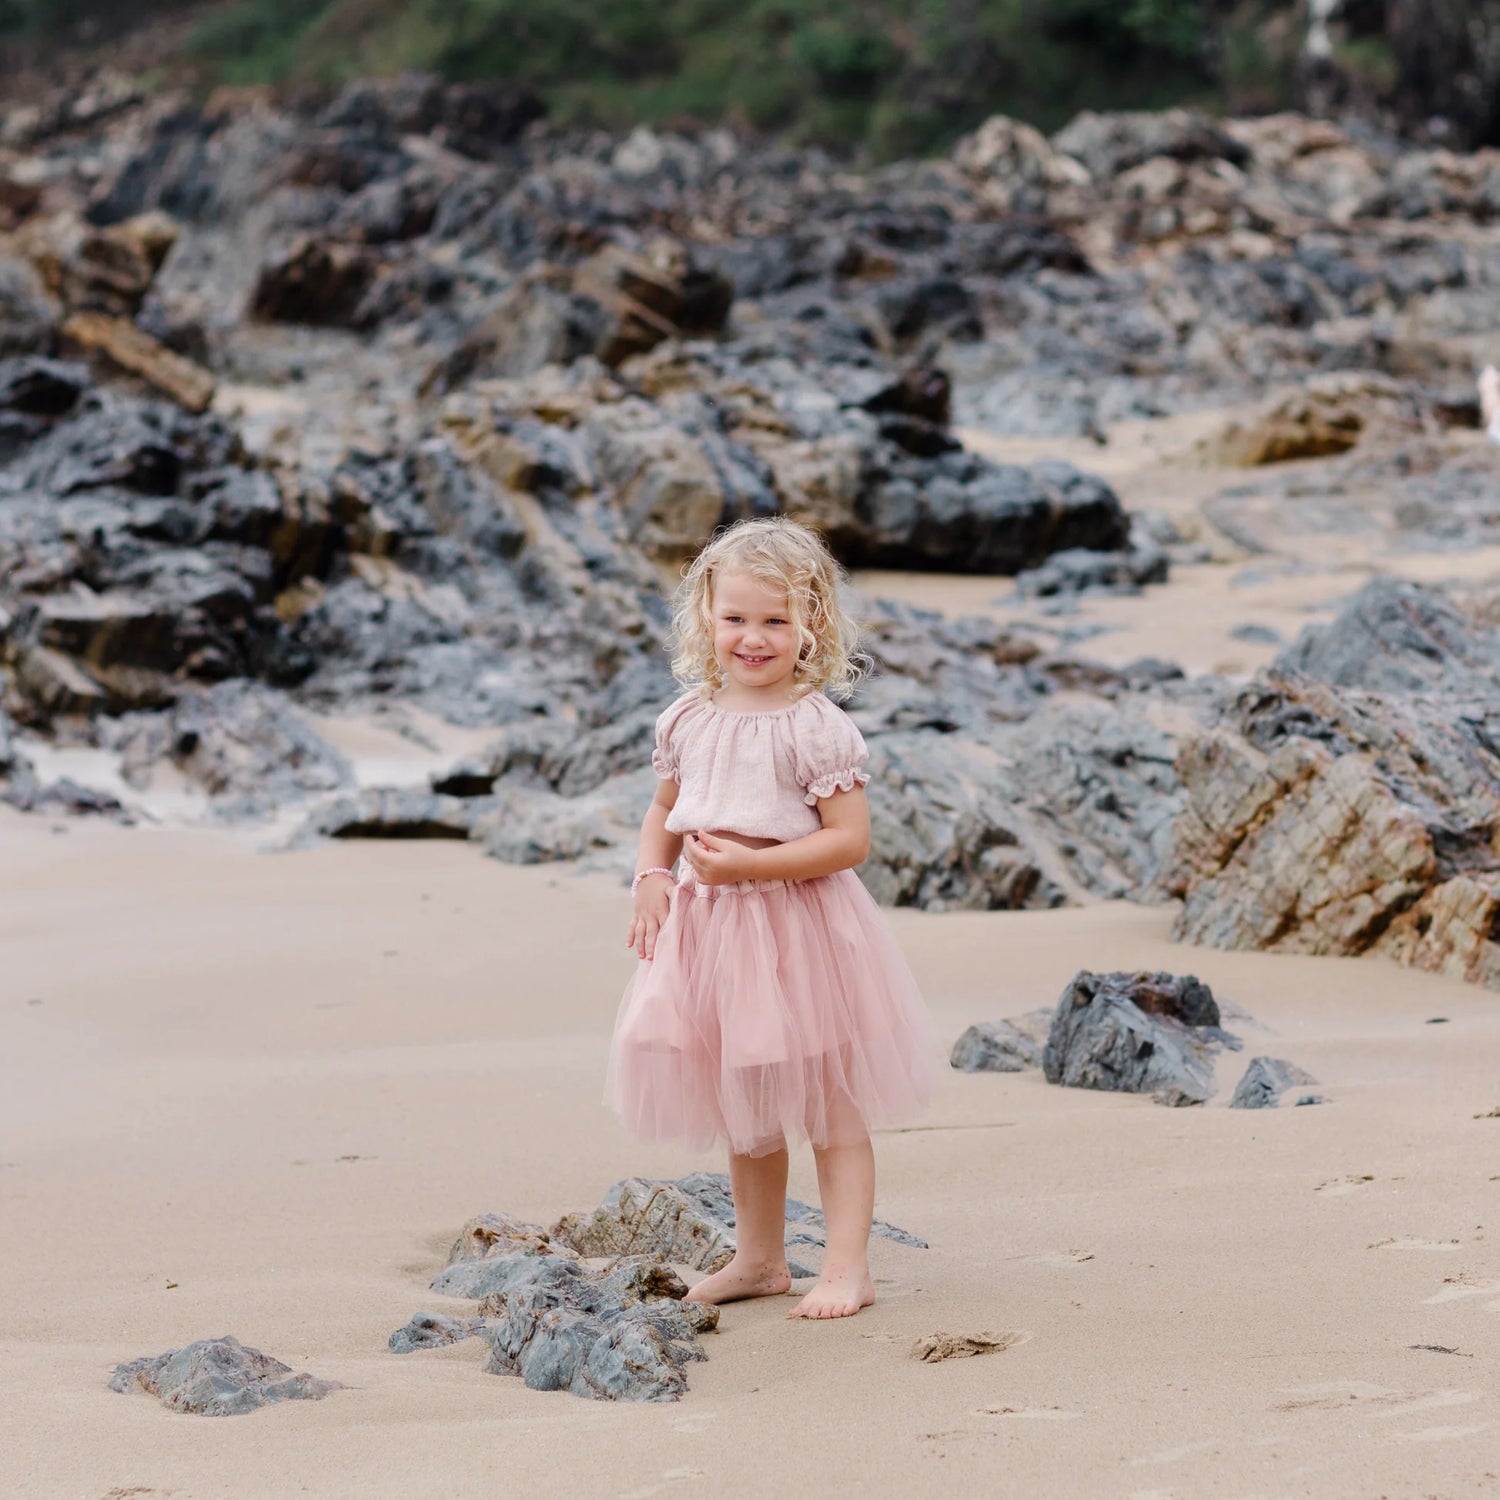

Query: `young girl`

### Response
(604, 517, 937, 1320)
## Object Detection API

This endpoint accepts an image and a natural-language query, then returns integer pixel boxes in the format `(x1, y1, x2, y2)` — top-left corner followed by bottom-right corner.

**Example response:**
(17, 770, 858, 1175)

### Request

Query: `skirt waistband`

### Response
(676, 867, 812, 898)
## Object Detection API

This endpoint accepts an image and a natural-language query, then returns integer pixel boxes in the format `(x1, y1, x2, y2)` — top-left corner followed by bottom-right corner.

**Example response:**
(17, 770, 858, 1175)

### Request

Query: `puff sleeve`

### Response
(651, 691, 700, 781)
(793, 695, 871, 805)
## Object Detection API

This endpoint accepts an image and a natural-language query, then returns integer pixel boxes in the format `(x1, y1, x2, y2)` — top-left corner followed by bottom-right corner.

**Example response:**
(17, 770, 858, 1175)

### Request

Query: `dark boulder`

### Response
(250, 236, 383, 327)
(849, 456, 1130, 573)
(1042, 970, 1233, 1106)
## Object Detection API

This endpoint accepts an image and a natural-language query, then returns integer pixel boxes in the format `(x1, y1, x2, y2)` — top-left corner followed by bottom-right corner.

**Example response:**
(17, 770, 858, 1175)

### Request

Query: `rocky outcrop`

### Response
(1042, 970, 1237, 1105)
(403, 1173, 914, 1403)
(110, 1336, 340, 1415)
(1, 71, 1497, 964)
(1277, 577, 1500, 697)
(1203, 372, 1424, 465)
(1169, 581, 1500, 988)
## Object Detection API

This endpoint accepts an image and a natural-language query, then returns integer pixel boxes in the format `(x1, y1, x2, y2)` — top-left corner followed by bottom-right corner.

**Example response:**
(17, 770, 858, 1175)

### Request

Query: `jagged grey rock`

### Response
(474, 1255, 717, 1402)
(1276, 577, 1500, 698)
(388, 1312, 486, 1354)
(1013, 544, 1168, 599)
(1042, 970, 1236, 1105)
(550, 1178, 738, 1272)
(1229, 1056, 1319, 1109)
(949, 1020, 1044, 1072)
(109, 1336, 340, 1415)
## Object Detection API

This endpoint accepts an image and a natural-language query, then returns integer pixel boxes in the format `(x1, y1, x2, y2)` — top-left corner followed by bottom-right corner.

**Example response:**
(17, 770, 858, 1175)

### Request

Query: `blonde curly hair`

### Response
(669, 518, 867, 701)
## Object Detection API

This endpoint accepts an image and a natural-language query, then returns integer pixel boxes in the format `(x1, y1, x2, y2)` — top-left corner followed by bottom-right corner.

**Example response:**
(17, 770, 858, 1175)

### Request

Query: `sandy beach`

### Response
(3, 49, 1500, 1493)
(3, 799, 1497, 1499)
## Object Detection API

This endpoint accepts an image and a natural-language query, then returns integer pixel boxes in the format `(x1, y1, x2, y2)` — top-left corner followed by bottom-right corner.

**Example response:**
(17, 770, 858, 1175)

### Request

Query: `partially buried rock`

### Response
(475, 1255, 717, 1402)
(388, 1311, 486, 1354)
(1042, 970, 1236, 1106)
(109, 1336, 340, 1415)
(412, 1210, 720, 1401)
(1229, 1056, 1318, 1109)
(949, 1020, 1043, 1073)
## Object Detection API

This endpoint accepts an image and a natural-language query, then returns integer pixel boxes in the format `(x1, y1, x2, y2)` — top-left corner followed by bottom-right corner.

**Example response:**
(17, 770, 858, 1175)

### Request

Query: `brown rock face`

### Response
(1203, 371, 1421, 465)
(62, 310, 215, 412)
(31, 211, 179, 318)
(1168, 671, 1500, 986)
(550, 1179, 736, 1273)
(250, 235, 383, 326)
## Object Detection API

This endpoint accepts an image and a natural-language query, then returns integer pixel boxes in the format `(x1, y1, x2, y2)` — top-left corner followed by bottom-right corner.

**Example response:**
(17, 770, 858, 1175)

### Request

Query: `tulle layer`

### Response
(605, 868, 939, 1157)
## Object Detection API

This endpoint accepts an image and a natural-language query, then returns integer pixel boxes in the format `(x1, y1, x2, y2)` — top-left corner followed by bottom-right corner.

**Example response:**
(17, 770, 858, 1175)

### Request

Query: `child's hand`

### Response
(683, 831, 756, 886)
(627, 874, 674, 960)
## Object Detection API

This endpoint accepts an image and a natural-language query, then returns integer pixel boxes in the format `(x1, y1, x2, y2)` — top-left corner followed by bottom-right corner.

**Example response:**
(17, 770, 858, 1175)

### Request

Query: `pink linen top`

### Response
(653, 688, 871, 842)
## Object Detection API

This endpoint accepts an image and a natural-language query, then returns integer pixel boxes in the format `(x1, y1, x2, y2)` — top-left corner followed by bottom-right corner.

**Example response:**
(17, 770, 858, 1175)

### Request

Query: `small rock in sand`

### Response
(109, 1335, 340, 1415)
(1229, 1055, 1318, 1109)
(388, 1311, 487, 1354)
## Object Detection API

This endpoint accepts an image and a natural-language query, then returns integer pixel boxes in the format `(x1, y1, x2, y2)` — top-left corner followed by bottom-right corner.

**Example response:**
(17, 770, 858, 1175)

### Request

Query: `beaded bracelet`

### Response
(631, 866, 676, 894)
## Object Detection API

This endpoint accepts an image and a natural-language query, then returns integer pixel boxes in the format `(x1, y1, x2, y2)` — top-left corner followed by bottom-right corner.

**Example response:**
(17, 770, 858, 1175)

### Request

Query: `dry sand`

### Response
(3, 808, 1498, 1499)
(4, 416, 1500, 1498)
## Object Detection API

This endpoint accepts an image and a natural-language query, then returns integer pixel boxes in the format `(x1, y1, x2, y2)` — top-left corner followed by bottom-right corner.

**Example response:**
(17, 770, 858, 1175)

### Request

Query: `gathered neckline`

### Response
(702, 690, 817, 718)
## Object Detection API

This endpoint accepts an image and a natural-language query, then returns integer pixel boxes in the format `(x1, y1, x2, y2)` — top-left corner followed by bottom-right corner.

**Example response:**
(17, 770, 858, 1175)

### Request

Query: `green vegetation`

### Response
(3, 0, 1219, 155)
(7, 0, 1496, 153)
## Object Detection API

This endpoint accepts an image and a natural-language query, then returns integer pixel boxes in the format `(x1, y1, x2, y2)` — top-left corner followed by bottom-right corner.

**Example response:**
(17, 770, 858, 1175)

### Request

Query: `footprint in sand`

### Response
(1272, 1383, 1477, 1416)
(1315, 1174, 1374, 1195)
(1021, 1248, 1096, 1266)
(978, 1404, 1082, 1421)
(1367, 1236, 1462, 1251)
(1132, 1438, 1222, 1466)
(1389, 1422, 1493, 1444)
(617, 1470, 707, 1500)
(1423, 1273, 1500, 1311)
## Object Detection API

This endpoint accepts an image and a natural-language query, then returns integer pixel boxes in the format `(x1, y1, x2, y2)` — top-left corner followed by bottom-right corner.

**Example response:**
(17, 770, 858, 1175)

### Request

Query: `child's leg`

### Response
(790, 1127, 877, 1320)
(683, 1146, 792, 1304)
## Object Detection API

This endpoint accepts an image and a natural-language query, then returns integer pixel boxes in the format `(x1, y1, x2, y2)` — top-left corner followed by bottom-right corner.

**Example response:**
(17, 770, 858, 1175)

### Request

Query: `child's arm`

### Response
(627, 778, 685, 960)
(684, 786, 870, 884)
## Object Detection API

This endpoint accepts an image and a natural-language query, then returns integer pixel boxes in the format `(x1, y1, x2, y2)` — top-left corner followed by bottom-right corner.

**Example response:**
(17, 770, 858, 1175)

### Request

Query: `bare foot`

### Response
(788, 1263, 876, 1320)
(683, 1254, 791, 1305)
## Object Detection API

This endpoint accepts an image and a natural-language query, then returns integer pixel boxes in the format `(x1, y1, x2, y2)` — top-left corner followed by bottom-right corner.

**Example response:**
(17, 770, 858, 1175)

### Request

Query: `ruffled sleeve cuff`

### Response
(803, 766, 871, 805)
(651, 690, 702, 781)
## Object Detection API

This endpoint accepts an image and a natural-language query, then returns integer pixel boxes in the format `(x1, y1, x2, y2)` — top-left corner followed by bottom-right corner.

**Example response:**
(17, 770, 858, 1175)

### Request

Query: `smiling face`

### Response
(710, 570, 800, 702)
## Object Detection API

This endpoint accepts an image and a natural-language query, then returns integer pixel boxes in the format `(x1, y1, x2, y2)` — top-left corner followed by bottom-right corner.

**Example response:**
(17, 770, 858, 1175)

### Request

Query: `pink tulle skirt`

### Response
(605, 867, 939, 1158)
